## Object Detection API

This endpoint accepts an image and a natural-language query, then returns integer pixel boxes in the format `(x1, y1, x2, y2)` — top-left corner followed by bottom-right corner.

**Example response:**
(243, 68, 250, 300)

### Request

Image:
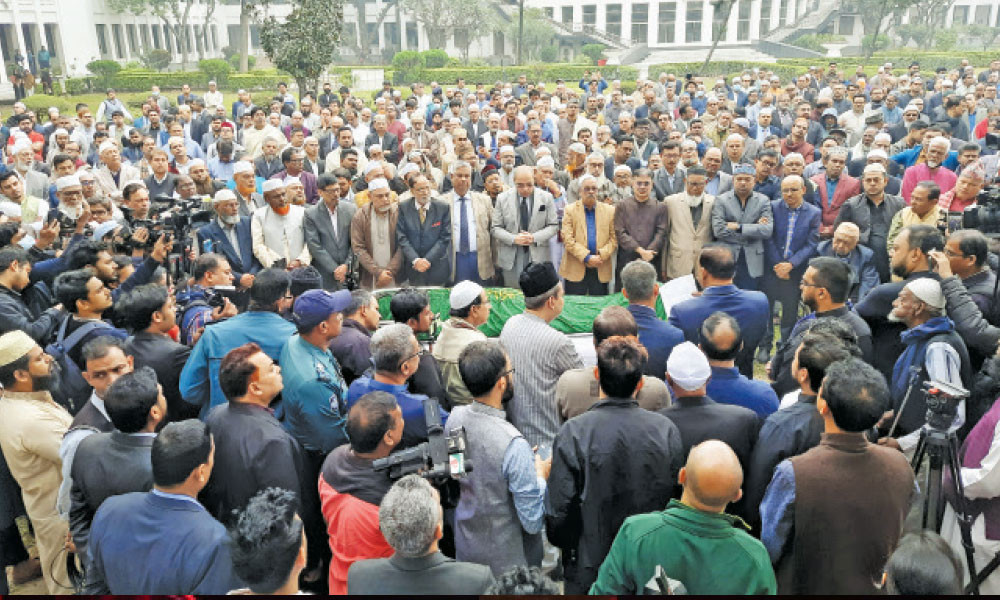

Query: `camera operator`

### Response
(446, 340, 549, 576)
(880, 278, 971, 453)
(939, 354, 1000, 594)
(175, 254, 239, 346)
(121, 182, 151, 223)
(930, 250, 1000, 360)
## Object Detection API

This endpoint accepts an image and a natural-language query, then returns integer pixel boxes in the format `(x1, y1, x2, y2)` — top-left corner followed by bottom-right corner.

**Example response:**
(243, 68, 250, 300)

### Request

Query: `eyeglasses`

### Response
(398, 348, 427, 368)
(943, 248, 966, 258)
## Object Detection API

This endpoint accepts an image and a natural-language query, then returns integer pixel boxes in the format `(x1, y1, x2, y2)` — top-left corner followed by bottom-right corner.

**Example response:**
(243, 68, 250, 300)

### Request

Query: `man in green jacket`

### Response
(590, 440, 776, 595)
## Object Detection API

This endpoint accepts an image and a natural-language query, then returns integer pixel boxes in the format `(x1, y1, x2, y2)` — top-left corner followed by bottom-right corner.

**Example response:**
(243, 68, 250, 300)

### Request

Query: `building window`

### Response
(127, 24, 139, 55)
(759, 0, 771, 35)
(658, 2, 676, 43)
(583, 5, 597, 25)
(152, 26, 161, 50)
(211, 25, 218, 50)
(141, 25, 151, 50)
(384, 22, 399, 51)
(974, 4, 990, 23)
(952, 5, 969, 24)
(562, 6, 573, 23)
(454, 28, 468, 50)
(737, 0, 750, 40)
(778, 0, 787, 26)
(631, 3, 648, 42)
(686, 0, 702, 42)
(544, 7, 554, 18)
(838, 14, 854, 35)
(96, 24, 109, 57)
(406, 22, 419, 48)
(112, 24, 125, 58)
(606, 4, 622, 37)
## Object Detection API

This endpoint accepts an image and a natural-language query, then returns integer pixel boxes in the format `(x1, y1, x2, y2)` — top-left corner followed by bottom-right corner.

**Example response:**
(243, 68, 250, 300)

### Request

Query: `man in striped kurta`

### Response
(499, 262, 583, 447)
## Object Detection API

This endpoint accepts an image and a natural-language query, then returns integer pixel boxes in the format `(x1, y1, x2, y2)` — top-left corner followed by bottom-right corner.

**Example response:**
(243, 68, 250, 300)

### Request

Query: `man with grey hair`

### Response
(810, 145, 859, 238)
(365, 114, 400, 164)
(492, 166, 559, 288)
(835, 162, 905, 282)
(345, 323, 448, 449)
(621, 260, 684, 379)
(900, 135, 958, 203)
(347, 475, 494, 594)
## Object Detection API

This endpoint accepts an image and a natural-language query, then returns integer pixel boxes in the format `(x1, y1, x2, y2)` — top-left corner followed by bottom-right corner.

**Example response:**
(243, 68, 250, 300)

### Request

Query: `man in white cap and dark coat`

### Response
(0, 330, 73, 593)
(885, 277, 971, 453)
(232, 160, 264, 217)
(251, 178, 311, 270)
(350, 177, 402, 289)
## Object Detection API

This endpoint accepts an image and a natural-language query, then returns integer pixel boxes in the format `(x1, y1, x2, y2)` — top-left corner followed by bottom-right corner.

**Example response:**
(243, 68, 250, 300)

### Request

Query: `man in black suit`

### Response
(304, 173, 356, 290)
(68, 366, 164, 568)
(119, 284, 195, 421)
(347, 474, 494, 594)
(254, 137, 284, 180)
(196, 190, 261, 289)
(464, 104, 489, 144)
(365, 114, 400, 164)
(395, 175, 452, 286)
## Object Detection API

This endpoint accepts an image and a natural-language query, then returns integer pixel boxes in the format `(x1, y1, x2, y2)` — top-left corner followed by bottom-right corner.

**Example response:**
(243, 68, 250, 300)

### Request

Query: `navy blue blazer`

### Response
(86, 491, 241, 594)
(395, 198, 452, 286)
(668, 284, 770, 377)
(196, 217, 261, 280)
(604, 156, 642, 180)
(764, 200, 821, 273)
(628, 304, 684, 380)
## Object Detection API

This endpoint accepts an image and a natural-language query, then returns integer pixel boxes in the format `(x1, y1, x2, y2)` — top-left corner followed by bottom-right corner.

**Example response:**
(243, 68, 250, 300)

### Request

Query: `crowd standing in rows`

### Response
(3, 57, 1000, 594)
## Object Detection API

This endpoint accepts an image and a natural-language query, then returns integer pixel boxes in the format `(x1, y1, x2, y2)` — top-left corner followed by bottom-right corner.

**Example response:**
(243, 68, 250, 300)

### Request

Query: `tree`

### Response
(351, 0, 398, 64)
(107, 0, 194, 67)
(199, 0, 218, 62)
(404, 0, 503, 62)
(850, 0, 917, 58)
(502, 8, 556, 62)
(581, 43, 606, 65)
(260, 0, 343, 99)
(450, 0, 497, 62)
(702, 0, 735, 70)
(964, 24, 1000, 51)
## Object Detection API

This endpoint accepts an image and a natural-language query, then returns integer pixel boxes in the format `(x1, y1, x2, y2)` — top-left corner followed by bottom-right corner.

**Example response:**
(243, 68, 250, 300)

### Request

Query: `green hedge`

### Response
(646, 61, 804, 82)
(393, 64, 638, 86)
(61, 69, 292, 94)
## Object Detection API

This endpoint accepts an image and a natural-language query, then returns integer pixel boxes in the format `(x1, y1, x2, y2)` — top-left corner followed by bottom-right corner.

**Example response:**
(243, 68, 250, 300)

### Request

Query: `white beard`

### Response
(684, 193, 704, 208)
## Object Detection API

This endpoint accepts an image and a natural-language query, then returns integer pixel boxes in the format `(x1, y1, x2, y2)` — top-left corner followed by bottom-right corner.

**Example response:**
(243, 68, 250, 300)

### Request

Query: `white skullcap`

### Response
(873, 132, 892, 143)
(363, 161, 382, 176)
(214, 189, 237, 204)
(499, 145, 514, 155)
(261, 179, 285, 193)
(784, 152, 804, 163)
(579, 173, 597, 185)
(568, 142, 586, 154)
(10, 140, 31, 155)
(188, 158, 206, 169)
(905, 278, 945, 310)
(284, 175, 302, 186)
(666, 342, 711, 391)
(99, 140, 118, 154)
(55, 175, 81, 191)
(369, 143, 383, 153)
(398, 163, 420, 178)
(0, 331, 36, 368)
(450, 280, 484, 310)
(368, 177, 389, 191)
(53, 128, 69, 137)
(904, 103, 921, 113)
(725, 133, 744, 145)
(614, 164, 632, 175)
(863, 163, 887, 176)
(167, 136, 185, 146)
(536, 156, 555, 169)
(233, 161, 254, 175)
(867, 149, 888, 161)
(929, 136, 950, 149)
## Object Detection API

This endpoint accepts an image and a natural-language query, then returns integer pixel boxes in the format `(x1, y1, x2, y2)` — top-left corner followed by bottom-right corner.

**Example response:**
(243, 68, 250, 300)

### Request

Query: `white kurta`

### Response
(250, 205, 311, 268)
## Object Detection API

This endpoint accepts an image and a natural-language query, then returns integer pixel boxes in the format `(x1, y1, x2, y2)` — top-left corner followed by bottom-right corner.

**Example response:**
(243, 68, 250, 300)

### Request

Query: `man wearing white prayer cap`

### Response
(350, 176, 401, 288)
(230, 159, 264, 217)
(8, 137, 50, 200)
(251, 177, 311, 269)
(0, 330, 73, 594)
(886, 277, 970, 447)
(93, 136, 140, 198)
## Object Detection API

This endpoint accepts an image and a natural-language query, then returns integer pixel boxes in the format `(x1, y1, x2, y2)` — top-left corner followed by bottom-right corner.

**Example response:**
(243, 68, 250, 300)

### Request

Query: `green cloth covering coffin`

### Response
(377, 287, 668, 337)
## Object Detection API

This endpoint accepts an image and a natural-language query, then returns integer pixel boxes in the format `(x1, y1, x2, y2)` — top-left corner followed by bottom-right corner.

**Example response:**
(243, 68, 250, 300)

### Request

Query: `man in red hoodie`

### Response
(318, 390, 403, 594)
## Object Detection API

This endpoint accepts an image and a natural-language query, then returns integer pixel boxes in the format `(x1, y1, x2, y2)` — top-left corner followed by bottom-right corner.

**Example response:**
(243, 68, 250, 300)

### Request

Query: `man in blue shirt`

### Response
(346, 323, 448, 449)
(620, 259, 683, 381)
(700, 312, 778, 418)
(180, 268, 296, 419)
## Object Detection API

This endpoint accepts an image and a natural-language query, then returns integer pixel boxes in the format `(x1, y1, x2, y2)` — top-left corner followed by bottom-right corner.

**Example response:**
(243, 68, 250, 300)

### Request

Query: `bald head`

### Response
(680, 440, 744, 512)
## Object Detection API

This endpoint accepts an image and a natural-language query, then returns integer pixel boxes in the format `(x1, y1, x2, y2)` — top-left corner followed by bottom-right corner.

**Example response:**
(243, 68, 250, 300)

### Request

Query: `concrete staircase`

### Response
(761, 0, 839, 44)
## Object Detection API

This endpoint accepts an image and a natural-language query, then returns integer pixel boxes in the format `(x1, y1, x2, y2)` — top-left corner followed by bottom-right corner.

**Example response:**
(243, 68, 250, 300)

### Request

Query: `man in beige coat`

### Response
(351, 178, 403, 289)
(432, 281, 491, 406)
(663, 165, 716, 280)
(561, 174, 617, 295)
(0, 331, 72, 594)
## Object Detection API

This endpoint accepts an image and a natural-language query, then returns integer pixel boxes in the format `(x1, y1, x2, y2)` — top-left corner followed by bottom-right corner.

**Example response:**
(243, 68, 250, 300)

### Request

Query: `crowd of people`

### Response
(3, 56, 1000, 595)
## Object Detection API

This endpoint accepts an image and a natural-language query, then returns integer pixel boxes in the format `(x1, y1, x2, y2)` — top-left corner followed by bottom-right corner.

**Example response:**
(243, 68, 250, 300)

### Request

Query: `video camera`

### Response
(962, 185, 1000, 236)
(203, 285, 240, 309)
(344, 252, 361, 291)
(372, 397, 472, 483)
(923, 380, 969, 431)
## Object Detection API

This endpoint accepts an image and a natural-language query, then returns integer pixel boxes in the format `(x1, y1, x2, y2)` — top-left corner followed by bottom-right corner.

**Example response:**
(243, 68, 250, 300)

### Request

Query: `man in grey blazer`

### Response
(347, 475, 494, 595)
(492, 166, 559, 288)
(710, 162, 773, 290)
(304, 173, 356, 290)
(514, 121, 560, 169)
(652, 140, 686, 201)
(703, 147, 733, 196)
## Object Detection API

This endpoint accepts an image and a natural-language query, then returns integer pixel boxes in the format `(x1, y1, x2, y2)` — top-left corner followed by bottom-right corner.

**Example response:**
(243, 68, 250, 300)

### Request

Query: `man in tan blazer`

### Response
(93, 141, 140, 199)
(560, 174, 617, 295)
(444, 162, 495, 284)
(663, 165, 716, 280)
(350, 178, 403, 289)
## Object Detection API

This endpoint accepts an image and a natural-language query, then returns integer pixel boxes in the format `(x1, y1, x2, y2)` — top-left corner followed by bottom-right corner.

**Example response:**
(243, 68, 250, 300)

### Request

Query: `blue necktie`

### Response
(459, 197, 470, 253)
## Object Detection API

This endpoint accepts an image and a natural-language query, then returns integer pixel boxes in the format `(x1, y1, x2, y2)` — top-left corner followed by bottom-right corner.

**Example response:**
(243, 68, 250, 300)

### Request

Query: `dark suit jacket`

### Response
(196, 217, 262, 281)
(365, 131, 400, 163)
(201, 402, 309, 525)
(764, 200, 821, 273)
(603, 156, 641, 180)
(668, 284, 770, 378)
(348, 552, 494, 595)
(465, 119, 489, 142)
(395, 198, 452, 286)
(86, 491, 240, 594)
(125, 331, 194, 421)
(303, 201, 356, 289)
(254, 155, 283, 180)
(627, 304, 684, 381)
(69, 432, 154, 555)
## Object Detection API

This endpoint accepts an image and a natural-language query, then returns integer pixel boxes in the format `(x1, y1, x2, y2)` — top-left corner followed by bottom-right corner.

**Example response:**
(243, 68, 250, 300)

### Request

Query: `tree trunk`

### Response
(239, 1, 250, 72)
(702, 1, 734, 71)
(355, 0, 369, 63)
(862, 4, 888, 58)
